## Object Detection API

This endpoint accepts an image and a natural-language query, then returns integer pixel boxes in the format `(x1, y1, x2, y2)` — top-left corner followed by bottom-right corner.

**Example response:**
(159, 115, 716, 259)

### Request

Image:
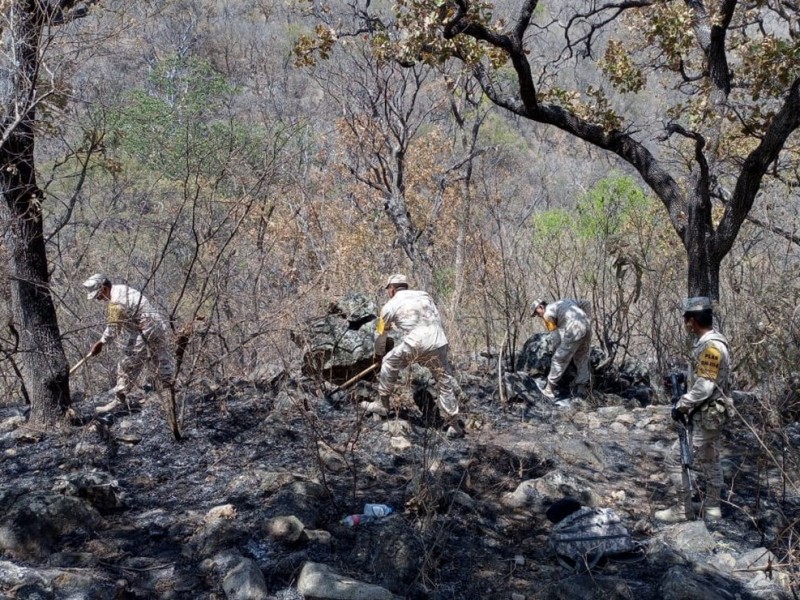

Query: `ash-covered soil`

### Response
(1, 365, 797, 599)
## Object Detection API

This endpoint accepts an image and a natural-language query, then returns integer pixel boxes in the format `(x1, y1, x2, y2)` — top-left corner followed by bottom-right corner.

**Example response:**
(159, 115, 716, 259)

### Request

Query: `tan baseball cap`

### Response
(82, 273, 109, 299)
(385, 274, 408, 288)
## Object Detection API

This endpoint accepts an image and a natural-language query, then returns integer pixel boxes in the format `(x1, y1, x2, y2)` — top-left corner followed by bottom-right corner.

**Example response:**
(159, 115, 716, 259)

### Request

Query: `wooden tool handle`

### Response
(338, 361, 380, 391)
(69, 354, 92, 375)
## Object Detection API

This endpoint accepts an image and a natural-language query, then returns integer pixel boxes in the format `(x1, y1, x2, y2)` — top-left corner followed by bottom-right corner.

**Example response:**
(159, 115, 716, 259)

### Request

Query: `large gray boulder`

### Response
(51, 470, 125, 514)
(514, 332, 651, 402)
(0, 492, 104, 560)
(291, 293, 379, 383)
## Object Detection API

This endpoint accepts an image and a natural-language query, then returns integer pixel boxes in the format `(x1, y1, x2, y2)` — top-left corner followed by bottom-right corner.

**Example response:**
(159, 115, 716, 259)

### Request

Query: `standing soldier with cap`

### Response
(531, 297, 592, 399)
(655, 296, 733, 522)
(82, 274, 175, 413)
(370, 274, 463, 438)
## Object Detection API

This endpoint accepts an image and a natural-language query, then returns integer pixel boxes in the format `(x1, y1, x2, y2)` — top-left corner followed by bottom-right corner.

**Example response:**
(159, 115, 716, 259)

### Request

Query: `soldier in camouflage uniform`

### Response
(531, 298, 592, 399)
(655, 297, 733, 522)
(83, 274, 175, 413)
(370, 274, 462, 437)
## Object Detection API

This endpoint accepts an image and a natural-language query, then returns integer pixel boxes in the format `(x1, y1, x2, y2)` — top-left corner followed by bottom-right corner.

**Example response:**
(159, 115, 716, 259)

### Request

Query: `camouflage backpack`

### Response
(549, 507, 638, 570)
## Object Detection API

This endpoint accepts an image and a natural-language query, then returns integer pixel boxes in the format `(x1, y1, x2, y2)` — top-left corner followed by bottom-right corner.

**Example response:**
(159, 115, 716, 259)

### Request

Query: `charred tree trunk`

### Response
(0, 0, 70, 428)
(383, 190, 434, 289)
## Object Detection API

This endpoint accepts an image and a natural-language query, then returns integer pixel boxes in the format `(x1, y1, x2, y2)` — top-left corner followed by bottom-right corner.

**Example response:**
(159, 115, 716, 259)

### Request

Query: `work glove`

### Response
(374, 334, 387, 359)
(671, 407, 686, 425)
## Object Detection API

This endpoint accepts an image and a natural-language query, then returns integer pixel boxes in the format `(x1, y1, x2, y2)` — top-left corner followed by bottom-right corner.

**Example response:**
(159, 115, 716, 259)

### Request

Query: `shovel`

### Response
(69, 353, 92, 376)
(324, 362, 381, 404)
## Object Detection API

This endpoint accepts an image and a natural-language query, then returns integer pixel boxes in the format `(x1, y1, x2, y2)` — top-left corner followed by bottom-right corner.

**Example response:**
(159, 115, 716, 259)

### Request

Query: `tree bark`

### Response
(0, 0, 71, 428)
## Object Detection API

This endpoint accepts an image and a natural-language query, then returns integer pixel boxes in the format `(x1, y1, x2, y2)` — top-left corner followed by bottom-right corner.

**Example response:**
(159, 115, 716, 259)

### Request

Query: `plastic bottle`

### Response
(341, 514, 373, 527)
(363, 503, 393, 517)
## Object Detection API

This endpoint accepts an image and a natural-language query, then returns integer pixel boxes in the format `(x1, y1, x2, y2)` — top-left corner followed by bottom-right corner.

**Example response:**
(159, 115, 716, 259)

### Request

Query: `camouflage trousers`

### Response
(377, 342, 458, 417)
(664, 418, 723, 508)
(548, 324, 591, 387)
(114, 316, 175, 395)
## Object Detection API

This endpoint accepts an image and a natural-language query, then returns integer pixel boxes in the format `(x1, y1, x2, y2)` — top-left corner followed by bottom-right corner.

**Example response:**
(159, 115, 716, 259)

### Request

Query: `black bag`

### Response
(549, 507, 639, 571)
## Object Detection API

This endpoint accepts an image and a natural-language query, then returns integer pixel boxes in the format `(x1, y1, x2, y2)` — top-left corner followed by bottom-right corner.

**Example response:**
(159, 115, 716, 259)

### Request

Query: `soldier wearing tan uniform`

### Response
(655, 297, 733, 522)
(532, 298, 592, 399)
(82, 274, 175, 413)
(371, 274, 462, 437)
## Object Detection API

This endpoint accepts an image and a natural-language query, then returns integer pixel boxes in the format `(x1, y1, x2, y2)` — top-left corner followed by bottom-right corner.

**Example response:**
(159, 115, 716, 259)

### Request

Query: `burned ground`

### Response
(0, 365, 798, 599)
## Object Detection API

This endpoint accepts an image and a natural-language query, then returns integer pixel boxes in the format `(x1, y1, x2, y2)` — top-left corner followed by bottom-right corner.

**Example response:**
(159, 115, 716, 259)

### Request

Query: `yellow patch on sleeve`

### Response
(544, 319, 557, 332)
(108, 303, 124, 325)
(695, 346, 722, 379)
(376, 317, 385, 335)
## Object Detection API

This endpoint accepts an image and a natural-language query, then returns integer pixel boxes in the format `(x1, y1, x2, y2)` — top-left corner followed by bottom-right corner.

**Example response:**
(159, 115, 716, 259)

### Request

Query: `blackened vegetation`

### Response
(0, 359, 797, 599)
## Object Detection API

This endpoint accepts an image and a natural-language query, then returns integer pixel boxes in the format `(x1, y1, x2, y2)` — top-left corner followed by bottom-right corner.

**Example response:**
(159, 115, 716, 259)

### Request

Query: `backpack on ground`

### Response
(549, 506, 640, 571)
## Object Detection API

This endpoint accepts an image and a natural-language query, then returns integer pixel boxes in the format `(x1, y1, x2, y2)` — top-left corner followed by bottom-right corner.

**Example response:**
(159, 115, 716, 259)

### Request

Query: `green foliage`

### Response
(478, 110, 528, 154)
(392, 0, 495, 66)
(600, 40, 646, 94)
(741, 36, 800, 101)
(531, 207, 574, 239)
(433, 266, 455, 300)
(576, 174, 650, 239)
(539, 86, 623, 131)
(531, 174, 652, 243)
(105, 56, 264, 182)
(643, 3, 696, 66)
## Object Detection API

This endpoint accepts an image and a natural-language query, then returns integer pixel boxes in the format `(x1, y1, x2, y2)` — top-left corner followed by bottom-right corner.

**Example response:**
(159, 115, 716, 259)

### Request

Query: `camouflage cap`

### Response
(531, 298, 546, 313)
(385, 273, 408, 288)
(82, 273, 110, 299)
(682, 296, 712, 313)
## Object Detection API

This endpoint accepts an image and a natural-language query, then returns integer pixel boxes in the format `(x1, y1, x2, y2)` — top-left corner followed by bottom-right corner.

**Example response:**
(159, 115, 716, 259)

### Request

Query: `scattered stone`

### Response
(550, 438, 606, 469)
(301, 529, 331, 545)
(659, 564, 740, 600)
(265, 481, 328, 530)
(452, 490, 477, 509)
(661, 520, 716, 554)
(609, 421, 628, 433)
(222, 557, 269, 600)
(267, 516, 305, 543)
(206, 504, 238, 524)
(0, 415, 25, 434)
(296, 561, 401, 600)
(52, 470, 125, 513)
(245, 363, 288, 389)
(501, 480, 541, 509)
(389, 436, 411, 451)
(383, 420, 412, 436)
(316, 441, 348, 473)
(735, 547, 791, 591)
(186, 519, 248, 560)
(503, 372, 545, 404)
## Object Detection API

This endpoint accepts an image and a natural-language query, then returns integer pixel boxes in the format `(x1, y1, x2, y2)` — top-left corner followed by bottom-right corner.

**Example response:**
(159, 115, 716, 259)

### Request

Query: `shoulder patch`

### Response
(696, 346, 722, 380)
